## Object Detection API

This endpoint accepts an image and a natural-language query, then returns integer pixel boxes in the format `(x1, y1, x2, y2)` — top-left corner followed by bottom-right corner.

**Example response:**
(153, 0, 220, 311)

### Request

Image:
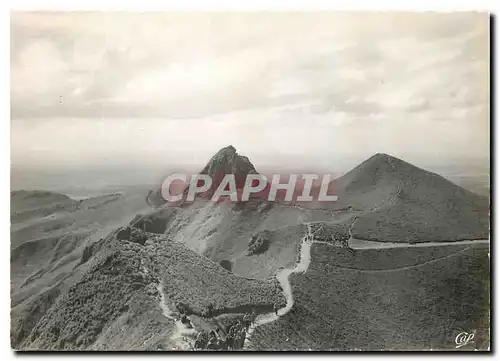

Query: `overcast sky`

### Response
(11, 12, 489, 172)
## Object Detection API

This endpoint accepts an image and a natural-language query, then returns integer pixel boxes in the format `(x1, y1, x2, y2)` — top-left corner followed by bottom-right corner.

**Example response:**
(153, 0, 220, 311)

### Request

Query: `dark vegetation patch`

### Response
(189, 313, 243, 335)
(219, 260, 232, 272)
(116, 226, 149, 245)
(131, 213, 169, 234)
(18, 240, 159, 350)
(246, 230, 272, 256)
(153, 238, 285, 317)
(130, 207, 181, 234)
(232, 224, 307, 280)
(309, 221, 352, 248)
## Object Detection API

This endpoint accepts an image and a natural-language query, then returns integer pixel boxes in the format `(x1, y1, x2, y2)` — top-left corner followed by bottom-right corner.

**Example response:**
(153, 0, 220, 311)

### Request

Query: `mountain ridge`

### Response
(200, 145, 258, 177)
(328, 152, 489, 242)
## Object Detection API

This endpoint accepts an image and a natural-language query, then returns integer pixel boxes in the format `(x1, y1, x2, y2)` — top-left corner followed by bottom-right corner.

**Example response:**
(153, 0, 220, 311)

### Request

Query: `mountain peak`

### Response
(201, 145, 257, 177)
(372, 152, 391, 158)
(361, 153, 409, 172)
(368, 152, 401, 162)
(217, 145, 237, 156)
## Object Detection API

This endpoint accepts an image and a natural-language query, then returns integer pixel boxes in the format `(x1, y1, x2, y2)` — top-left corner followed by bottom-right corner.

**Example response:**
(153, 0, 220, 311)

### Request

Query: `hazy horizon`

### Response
(11, 147, 490, 197)
(11, 12, 490, 183)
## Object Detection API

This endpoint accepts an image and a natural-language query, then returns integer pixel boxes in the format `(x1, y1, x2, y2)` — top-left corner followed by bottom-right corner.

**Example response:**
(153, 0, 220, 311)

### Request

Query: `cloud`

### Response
(10, 12, 489, 169)
(11, 12, 488, 120)
(11, 40, 68, 99)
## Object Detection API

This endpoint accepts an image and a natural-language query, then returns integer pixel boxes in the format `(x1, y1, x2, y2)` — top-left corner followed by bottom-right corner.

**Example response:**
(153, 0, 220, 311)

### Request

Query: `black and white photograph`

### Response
(9, 10, 490, 351)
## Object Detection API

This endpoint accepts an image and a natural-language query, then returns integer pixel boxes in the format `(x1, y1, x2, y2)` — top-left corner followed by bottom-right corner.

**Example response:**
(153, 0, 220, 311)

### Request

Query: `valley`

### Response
(10, 148, 490, 351)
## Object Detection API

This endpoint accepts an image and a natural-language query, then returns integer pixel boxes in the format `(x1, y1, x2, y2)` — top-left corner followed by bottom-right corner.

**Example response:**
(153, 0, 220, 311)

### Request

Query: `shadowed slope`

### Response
(331, 153, 489, 242)
(248, 242, 490, 350)
(12, 226, 285, 350)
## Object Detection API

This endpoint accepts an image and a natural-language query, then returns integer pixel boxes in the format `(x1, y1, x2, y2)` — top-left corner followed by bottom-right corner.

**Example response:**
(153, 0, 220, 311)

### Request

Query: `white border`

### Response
(7, 0, 499, 11)
(3, 1, 496, 360)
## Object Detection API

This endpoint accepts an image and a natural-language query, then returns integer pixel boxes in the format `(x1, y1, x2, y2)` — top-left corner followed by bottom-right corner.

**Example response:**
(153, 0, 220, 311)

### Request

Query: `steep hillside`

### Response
(332, 153, 488, 210)
(131, 201, 349, 265)
(12, 227, 285, 350)
(10, 189, 151, 309)
(11, 231, 90, 289)
(138, 151, 490, 277)
(11, 151, 490, 351)
(247, 241, 490, 351)
(331, 153, 489, 242)
(12, 237, 166, 350)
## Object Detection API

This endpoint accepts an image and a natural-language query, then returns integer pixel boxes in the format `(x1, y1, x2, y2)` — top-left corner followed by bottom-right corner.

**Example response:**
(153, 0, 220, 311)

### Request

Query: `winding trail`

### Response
(155, 218, 488, 351)
(156, 283, 198, 350)
(243, 223, 315, 349)
(243, 221, 489, 350)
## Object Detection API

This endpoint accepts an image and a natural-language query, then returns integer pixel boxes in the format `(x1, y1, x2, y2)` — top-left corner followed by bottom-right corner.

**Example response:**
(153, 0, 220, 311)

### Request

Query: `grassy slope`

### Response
(135, 201, 356, 279)
(11, 190, 149, 301)
(13, 230, 285, 350)
(331, 154, 490, 243)
(151, 236, 285, 316)
(15, 239, 166, 350)
(352, 201, 489, 243)
(228, 224, 306, 280)
(232, 218, 358, 280)
(11, 149, 491, 350)
(248, 242, 490, 351)
(10, 189, 160, 350)
(315, 243, 473, 270)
